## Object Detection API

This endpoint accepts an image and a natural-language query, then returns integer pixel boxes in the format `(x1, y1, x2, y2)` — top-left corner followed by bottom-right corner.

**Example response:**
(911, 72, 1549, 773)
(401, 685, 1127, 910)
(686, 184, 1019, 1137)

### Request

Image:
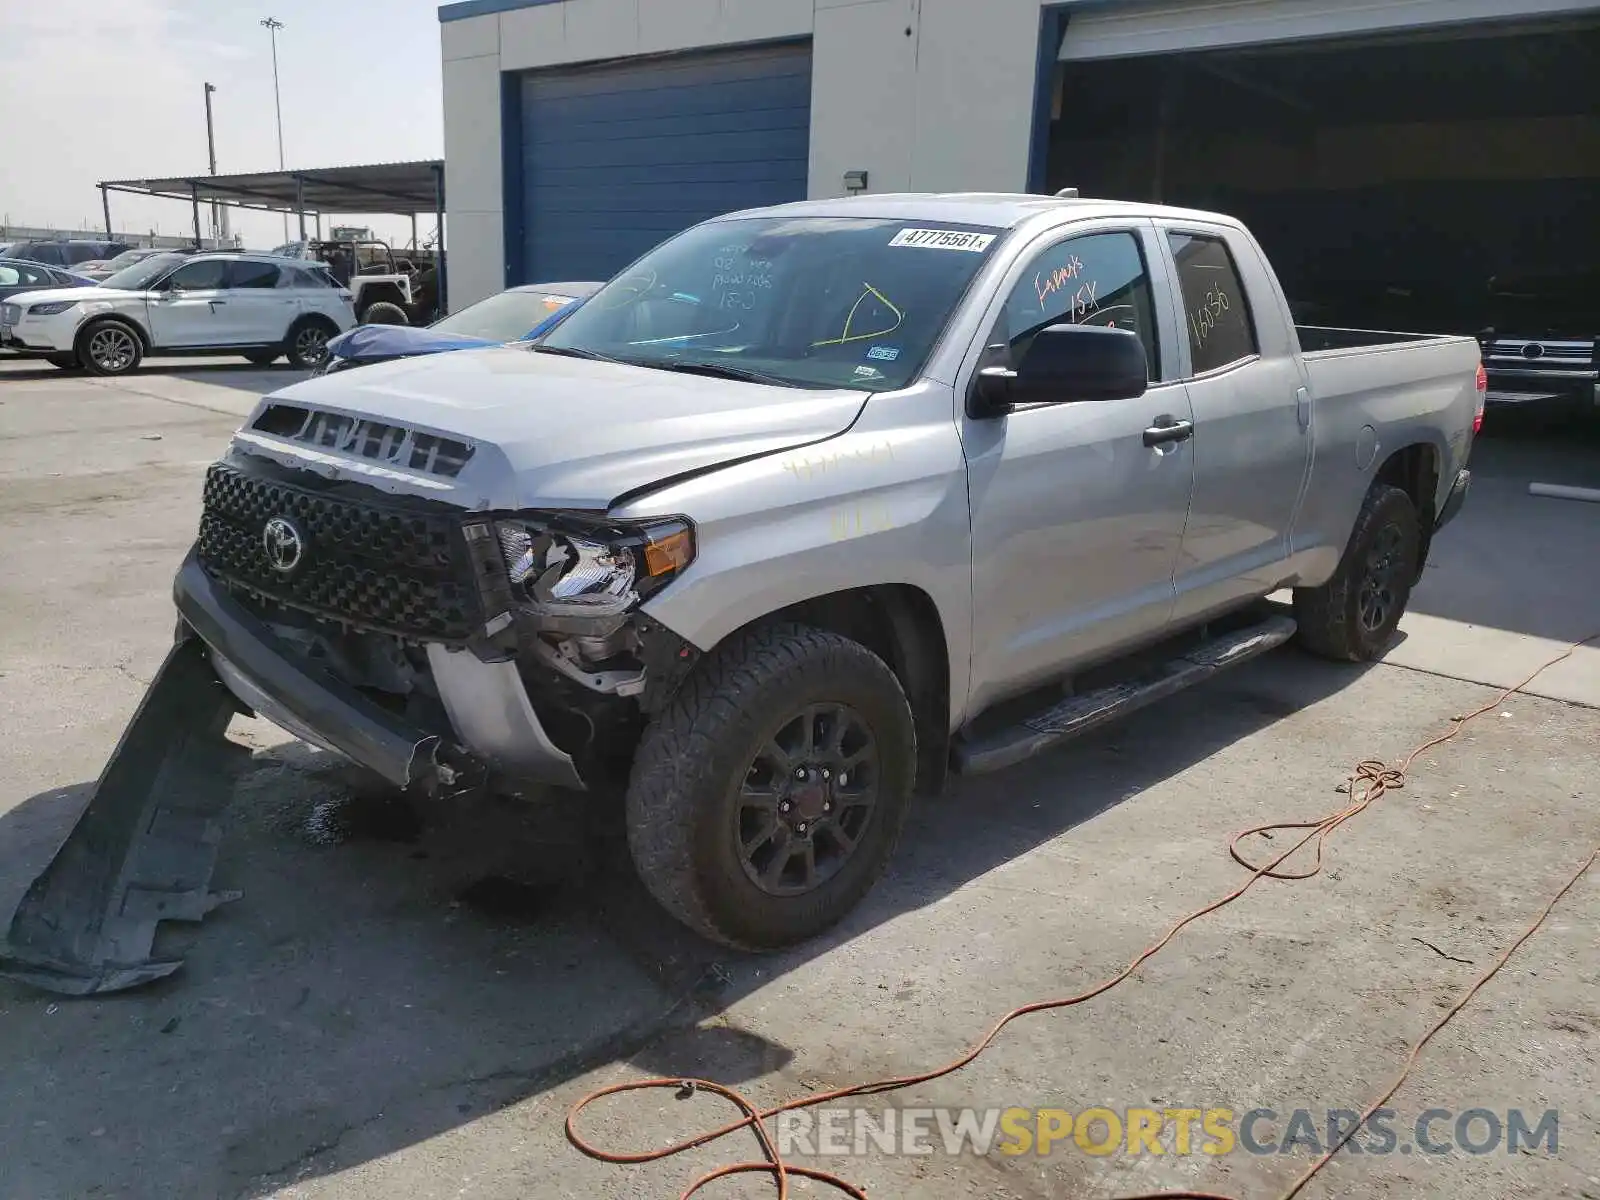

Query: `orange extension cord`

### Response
(567, 635, 1599, 1200)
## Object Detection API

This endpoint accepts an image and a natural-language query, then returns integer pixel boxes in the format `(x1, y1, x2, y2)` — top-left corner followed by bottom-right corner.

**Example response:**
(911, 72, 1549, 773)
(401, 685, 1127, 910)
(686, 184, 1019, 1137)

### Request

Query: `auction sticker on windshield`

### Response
(889, 228, 996, 253)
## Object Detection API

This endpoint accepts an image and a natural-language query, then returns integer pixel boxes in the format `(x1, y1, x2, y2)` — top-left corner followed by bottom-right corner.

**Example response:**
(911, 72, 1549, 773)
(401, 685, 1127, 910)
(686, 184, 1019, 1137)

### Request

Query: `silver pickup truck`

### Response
(2, 195, 1484, 993)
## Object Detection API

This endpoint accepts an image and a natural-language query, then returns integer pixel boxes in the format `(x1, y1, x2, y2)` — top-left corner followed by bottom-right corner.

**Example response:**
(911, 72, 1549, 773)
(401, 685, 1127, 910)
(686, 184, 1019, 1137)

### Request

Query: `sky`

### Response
(0, 0, 446, 249)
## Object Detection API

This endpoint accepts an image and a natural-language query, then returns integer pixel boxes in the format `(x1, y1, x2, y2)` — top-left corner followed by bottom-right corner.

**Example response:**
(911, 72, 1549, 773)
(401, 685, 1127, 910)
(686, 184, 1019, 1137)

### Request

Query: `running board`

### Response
(952, 615, 1298, 777)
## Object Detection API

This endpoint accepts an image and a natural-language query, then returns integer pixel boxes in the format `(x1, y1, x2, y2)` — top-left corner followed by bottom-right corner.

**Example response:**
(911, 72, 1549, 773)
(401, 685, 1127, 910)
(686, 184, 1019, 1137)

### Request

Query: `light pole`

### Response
(202, 82, 229, 245)
(261, 16, 287, 241)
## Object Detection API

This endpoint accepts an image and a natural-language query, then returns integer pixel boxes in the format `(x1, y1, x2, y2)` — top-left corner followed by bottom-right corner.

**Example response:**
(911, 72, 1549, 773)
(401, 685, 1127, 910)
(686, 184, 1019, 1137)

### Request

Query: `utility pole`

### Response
(261, 16, 287, 242)
(203, 82, 229, 245)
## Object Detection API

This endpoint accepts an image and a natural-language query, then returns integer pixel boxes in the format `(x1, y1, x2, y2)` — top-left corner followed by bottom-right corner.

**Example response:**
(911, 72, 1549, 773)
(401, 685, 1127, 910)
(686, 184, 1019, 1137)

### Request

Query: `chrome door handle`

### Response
(1143, 418, 1194, 448)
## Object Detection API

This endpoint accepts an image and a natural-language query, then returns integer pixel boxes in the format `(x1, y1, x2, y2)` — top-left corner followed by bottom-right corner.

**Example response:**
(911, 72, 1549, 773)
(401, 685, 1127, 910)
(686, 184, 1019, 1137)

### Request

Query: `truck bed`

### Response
(1294, 324, 1454, 354)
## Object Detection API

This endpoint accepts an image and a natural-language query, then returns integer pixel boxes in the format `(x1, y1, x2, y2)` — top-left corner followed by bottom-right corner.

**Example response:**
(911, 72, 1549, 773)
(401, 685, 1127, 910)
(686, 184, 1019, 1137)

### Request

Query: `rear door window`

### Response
(1167, 233, 1259, 375)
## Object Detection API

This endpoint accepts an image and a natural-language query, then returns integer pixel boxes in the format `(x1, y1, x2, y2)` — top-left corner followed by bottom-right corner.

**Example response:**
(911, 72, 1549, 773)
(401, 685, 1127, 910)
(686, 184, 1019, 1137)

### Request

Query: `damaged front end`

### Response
(2, 445, 703, 995)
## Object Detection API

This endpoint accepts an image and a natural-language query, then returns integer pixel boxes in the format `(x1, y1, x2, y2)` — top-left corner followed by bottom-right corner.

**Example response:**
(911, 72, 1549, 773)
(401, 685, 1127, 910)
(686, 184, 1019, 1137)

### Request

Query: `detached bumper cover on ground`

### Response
(0, 555, 478, 996)
(0, 639, 244, 994)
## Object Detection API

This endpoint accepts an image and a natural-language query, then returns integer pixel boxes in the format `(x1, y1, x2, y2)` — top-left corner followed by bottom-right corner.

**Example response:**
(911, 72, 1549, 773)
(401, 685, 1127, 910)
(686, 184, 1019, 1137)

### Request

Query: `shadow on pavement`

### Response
(0, 359, 309, 393)
(1406, 415, 1600, 643)
(0, 648, 1373, 1199)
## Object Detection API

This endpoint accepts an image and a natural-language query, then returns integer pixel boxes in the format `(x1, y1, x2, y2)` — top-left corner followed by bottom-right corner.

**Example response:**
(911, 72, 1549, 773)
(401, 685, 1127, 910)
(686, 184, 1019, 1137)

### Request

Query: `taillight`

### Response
(1473, 363, 1487, 434)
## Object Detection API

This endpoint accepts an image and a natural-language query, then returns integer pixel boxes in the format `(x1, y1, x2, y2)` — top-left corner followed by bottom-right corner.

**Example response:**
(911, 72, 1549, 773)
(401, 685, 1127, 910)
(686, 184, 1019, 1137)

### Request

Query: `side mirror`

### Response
(970, 324, 1149, 417)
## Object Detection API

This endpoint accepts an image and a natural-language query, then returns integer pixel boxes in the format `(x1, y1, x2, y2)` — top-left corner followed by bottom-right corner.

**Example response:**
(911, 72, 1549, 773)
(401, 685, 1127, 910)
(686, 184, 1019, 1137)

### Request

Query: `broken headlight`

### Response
(494, 515, 695, 630)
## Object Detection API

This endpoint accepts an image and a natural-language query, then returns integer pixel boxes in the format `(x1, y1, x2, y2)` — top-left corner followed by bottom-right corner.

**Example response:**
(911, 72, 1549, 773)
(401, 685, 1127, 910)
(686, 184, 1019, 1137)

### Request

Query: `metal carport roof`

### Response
(96, 159, 449, 310)
(98, 160, 445, 218)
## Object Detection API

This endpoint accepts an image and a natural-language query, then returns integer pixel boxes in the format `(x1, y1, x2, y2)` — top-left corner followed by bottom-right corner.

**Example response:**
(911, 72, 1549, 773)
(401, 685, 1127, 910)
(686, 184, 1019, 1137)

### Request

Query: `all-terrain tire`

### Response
(1294, 483, 1421, 662)
(625, 623, 917, 950)
(359, 301, 409, 326)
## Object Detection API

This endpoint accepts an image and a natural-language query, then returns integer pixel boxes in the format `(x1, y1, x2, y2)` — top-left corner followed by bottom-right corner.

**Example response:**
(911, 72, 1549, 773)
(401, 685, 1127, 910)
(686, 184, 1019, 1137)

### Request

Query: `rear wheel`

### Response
(285, 318, 336, 370)
(625, 623, 916, 950)
(1294, 484, 1421, 662)
(76, 319, 143, 376)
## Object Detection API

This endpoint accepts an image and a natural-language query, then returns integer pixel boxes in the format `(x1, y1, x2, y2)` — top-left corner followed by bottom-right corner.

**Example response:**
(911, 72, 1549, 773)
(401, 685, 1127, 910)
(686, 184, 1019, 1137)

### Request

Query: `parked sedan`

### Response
(317, 281, 602, 375)
(0, 259, 97, 305)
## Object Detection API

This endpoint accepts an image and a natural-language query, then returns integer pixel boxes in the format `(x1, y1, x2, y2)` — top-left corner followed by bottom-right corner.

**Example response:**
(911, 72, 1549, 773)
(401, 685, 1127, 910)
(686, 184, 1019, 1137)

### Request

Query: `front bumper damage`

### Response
(0, 557, 502, 995)
(178, 552, 466, 789)
(2, 441, 705, 995)
(0, 555, 648, 995)
(175, 551, 585, 791)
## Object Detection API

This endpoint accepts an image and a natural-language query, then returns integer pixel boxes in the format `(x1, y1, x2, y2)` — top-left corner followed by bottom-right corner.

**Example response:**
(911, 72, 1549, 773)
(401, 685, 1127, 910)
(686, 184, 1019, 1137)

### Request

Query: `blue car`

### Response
(0, 258, 98, 305)
(317, 281, 603, 375)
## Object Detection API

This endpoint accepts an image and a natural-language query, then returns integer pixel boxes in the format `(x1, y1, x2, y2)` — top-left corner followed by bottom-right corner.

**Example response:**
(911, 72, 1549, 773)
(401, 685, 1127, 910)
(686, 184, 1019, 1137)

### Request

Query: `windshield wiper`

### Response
(657, 359, 801, 388)
(530, 343, 623, 364)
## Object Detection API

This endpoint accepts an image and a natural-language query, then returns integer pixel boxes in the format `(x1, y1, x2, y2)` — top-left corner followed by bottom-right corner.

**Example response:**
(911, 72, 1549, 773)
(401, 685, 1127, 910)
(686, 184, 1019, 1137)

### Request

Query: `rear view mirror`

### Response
(972, 324, 1149, 416)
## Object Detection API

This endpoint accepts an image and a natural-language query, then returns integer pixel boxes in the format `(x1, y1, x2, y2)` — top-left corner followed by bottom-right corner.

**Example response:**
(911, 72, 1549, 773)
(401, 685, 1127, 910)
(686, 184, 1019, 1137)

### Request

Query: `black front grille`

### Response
(196, 462, 480, 642)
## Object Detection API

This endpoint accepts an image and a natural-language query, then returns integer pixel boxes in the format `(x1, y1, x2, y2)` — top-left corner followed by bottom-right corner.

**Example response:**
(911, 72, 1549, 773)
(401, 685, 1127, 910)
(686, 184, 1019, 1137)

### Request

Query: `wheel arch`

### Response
(284, 309, 340, 341)
(736, 584, 951, 799)
(1374, 441, 1441, 581)
(355, 281, 407, 312)
(77, 310, 150, 353)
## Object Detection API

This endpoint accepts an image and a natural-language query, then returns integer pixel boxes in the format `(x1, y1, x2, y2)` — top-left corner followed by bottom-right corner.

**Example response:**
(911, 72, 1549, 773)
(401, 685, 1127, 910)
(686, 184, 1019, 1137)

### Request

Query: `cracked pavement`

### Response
(0, 359, 1596, 1200)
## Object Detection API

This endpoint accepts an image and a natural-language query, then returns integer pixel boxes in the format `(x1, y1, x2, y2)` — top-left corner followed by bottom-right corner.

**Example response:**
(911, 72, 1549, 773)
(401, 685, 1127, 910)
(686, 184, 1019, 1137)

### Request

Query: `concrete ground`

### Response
(0, 357, 1596, 1200)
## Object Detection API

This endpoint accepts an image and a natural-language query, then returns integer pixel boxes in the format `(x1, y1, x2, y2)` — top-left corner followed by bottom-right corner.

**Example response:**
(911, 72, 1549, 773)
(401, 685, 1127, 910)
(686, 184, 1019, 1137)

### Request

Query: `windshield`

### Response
(100, 249, 154, 272)
(101, 253, 188, 291)
(433, 289, 582, 342)
(541, 216, 1004, 391)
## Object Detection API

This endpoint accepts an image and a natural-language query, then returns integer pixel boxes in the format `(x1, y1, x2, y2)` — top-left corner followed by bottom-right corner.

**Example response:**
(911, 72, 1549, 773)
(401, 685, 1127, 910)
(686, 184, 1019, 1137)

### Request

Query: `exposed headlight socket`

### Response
(493, 514, 695, 637)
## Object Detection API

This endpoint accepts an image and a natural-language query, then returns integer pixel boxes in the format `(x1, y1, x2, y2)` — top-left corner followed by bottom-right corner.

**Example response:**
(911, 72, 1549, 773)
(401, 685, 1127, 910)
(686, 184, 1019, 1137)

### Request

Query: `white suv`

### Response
(0, 252, 357, 376)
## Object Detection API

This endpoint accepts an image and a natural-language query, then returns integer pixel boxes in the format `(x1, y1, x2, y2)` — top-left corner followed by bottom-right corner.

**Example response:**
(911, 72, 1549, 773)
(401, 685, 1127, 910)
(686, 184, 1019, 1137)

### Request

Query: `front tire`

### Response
(76, 318, 143, 376)
(285, 318, 336, 370)
(1294, 483, 1421, 662)
(625, 623, 916, 950)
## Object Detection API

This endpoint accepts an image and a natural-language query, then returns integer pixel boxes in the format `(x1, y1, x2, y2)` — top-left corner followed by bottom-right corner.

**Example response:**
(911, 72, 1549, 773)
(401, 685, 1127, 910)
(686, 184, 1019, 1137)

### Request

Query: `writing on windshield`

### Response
(542, 216, 1003, 393)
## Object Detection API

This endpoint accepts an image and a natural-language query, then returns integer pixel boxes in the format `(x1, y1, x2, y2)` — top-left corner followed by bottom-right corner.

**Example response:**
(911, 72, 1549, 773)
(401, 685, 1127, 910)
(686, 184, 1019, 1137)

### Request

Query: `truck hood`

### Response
(250, 345, 868, 510)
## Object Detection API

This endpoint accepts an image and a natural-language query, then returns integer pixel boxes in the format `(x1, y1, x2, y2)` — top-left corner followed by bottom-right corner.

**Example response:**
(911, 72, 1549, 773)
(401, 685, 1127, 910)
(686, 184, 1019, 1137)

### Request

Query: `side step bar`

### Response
(953, 615, 1298, 776)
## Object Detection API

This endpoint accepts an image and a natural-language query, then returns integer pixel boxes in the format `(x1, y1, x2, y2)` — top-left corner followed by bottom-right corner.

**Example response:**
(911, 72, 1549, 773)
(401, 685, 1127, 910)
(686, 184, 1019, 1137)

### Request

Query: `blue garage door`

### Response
(516, 41, 812, 283)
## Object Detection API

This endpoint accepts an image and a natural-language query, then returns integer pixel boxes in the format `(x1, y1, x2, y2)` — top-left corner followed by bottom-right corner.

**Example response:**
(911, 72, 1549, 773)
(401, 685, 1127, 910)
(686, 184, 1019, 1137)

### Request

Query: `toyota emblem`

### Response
(1521, 342, 1546, 360)
(262, 515, 306, 574)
